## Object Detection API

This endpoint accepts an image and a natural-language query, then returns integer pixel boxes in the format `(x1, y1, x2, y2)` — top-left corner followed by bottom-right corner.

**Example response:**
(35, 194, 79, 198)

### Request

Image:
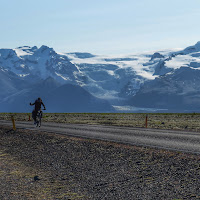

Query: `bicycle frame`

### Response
(35, 110, 44, 127)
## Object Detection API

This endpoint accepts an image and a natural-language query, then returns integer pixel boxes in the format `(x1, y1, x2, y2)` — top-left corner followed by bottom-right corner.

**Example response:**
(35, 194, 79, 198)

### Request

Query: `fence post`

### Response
(145, 115, 148, 128)
(11, 116, 16, 131)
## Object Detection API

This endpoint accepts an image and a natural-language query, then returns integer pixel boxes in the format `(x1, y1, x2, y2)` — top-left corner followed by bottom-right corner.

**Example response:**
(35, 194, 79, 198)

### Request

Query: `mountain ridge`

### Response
(1, 42, 200, 112)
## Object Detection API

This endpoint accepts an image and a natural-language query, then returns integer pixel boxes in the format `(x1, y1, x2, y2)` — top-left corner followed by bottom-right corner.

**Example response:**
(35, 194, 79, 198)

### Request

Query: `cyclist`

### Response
(30, 97, 46, 124)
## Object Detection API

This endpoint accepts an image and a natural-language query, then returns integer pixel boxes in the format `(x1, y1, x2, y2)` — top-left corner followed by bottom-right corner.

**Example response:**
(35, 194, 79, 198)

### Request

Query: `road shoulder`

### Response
(0, 125, 200, 199)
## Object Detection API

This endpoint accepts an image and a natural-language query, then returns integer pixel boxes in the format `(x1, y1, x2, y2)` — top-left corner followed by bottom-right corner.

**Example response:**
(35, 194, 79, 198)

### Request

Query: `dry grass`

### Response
(1, 113, 200, 132)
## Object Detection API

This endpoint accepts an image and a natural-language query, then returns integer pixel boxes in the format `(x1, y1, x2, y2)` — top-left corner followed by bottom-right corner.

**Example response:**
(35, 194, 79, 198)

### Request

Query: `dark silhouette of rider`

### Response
(30, 97, 46, 123)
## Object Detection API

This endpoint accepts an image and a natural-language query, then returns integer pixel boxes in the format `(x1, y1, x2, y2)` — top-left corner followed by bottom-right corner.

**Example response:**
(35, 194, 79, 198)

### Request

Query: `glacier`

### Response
(1, 42, 200, 112)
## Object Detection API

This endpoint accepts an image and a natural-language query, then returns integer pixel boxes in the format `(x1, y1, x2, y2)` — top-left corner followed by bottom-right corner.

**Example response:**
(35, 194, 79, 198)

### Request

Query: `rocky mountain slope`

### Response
(1, 42, 200, 112)
(127, 42, 200, 112)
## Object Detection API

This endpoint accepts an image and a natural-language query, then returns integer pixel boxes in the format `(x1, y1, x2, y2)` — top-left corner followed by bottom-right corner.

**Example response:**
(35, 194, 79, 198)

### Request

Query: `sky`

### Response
(0, 0, 200, 54)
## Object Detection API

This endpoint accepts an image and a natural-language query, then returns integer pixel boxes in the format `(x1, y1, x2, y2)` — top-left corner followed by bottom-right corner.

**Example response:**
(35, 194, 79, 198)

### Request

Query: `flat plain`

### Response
(1, 113, 200, 199)
(1, 113, 200, 132)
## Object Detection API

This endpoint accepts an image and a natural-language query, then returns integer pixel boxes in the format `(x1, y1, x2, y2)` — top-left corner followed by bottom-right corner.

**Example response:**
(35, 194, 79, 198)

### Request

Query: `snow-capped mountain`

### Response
(11, 45, 80, 83)
(0, 45, 153, 102)
(126, 42, 200, 112)
(1, 41, 200, 112)
(127, 66, 200, 112)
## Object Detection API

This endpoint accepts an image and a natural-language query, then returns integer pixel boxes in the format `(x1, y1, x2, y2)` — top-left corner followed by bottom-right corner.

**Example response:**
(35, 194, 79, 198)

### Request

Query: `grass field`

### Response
(1, 113, 200, 132)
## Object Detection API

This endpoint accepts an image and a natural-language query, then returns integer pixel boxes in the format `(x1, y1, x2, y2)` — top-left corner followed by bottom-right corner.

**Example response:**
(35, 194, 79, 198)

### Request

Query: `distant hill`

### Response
(46, 84, 114, 113)
(0, 77, 114, 113)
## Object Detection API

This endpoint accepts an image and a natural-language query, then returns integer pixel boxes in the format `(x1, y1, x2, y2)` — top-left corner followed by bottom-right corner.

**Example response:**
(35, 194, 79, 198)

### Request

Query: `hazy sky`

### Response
(1, 0, 200, 54)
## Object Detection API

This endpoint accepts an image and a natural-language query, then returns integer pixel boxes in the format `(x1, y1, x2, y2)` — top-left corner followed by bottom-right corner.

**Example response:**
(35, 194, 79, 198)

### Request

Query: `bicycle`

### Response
(35, 109, 45, 127)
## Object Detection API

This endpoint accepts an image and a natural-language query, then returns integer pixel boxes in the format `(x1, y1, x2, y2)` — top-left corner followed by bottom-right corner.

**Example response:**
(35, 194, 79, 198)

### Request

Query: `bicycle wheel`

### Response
(39, 116, 41, 127)
(35, 115, 39, 127)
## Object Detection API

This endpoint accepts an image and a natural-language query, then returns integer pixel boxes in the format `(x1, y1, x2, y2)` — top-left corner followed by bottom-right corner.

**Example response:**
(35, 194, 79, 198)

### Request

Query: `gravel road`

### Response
(1, 121, 200, 199)
(1, 120, 200, 154)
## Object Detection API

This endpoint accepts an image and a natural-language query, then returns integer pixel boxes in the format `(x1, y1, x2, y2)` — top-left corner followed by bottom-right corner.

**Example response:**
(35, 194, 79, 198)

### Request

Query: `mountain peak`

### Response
(17, 46, 36, 50)
(35, 45, 56, 55)
(195, 41, 200, 50)
(0, 48, 17, 59)
(39, 45, 53, 51)
(183, 41, 200, 53)
(15, 46, 38, 57)
(150, 52, 164, 61)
